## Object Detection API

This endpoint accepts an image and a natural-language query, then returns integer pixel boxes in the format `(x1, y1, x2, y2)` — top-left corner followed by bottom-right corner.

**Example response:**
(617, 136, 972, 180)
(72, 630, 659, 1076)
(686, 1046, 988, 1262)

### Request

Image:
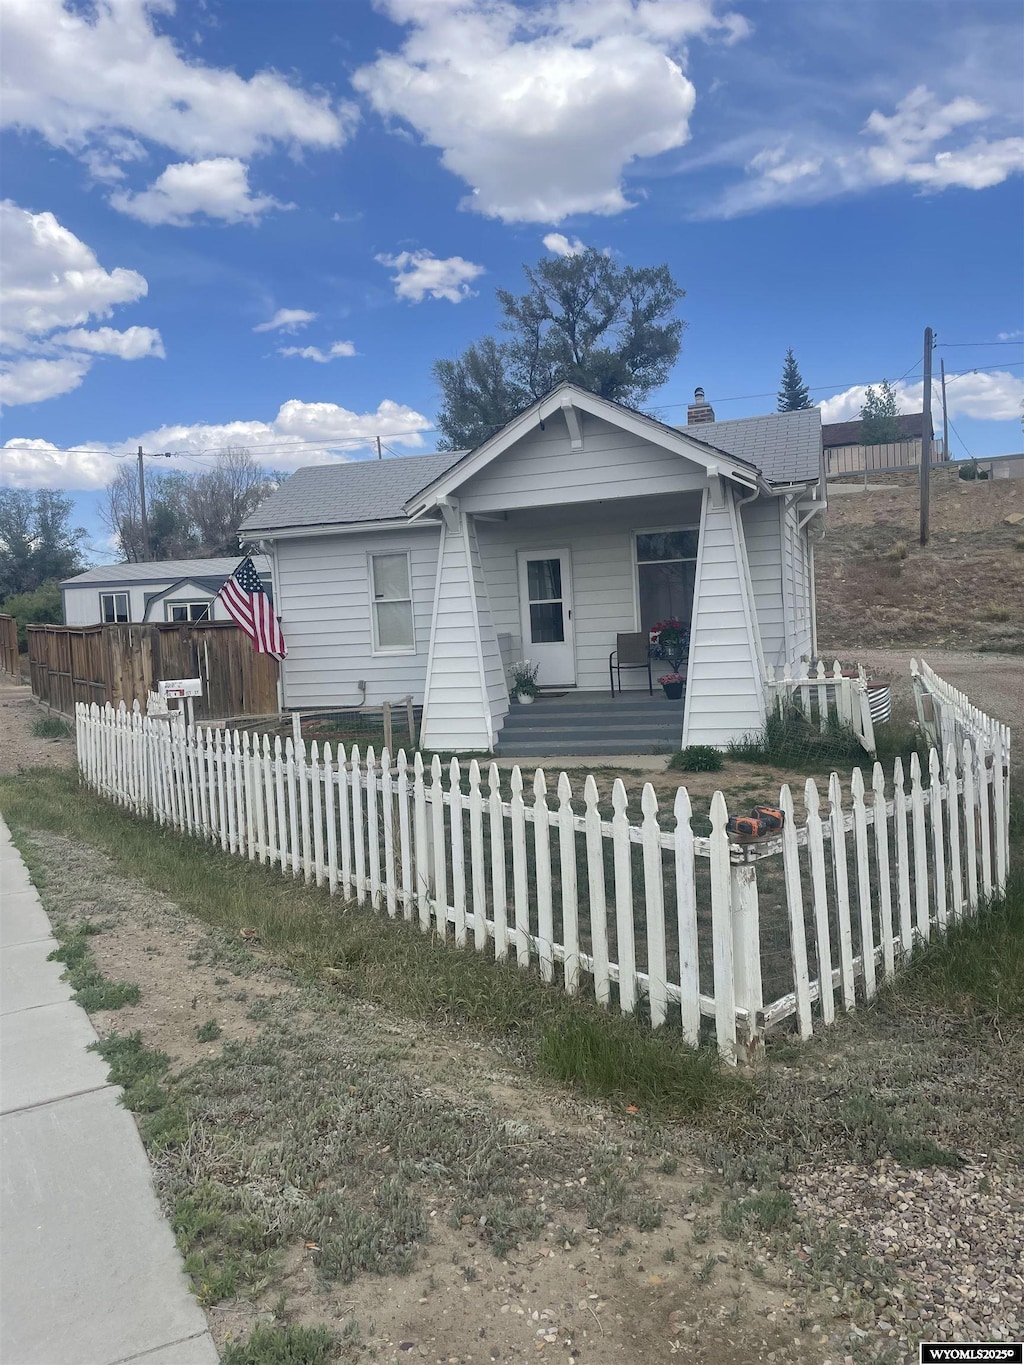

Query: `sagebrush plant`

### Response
(670, 745, 724, 773)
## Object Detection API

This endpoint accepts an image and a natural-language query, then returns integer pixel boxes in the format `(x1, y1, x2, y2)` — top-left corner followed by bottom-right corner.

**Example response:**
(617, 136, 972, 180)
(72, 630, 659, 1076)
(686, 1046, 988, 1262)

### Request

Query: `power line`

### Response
(3, 361, 1022, 460)
(946, 415, 973, 459)
(936, 340, 1024, 348)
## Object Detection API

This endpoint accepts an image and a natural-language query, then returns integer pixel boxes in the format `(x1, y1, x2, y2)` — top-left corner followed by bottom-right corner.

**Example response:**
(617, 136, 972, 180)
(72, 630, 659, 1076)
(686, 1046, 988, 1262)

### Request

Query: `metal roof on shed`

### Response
(61, 555, 271, 587)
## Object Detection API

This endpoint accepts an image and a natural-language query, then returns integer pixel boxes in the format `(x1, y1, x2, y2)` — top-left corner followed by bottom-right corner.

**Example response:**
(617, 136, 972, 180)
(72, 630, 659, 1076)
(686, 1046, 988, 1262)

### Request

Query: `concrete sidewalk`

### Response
(0, 815, 218, 1365)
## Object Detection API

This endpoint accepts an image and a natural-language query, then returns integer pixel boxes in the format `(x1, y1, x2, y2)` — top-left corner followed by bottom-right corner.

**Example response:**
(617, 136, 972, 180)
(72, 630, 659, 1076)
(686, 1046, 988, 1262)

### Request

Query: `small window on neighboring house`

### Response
(370, 552, 414, 651)
(167, 602, 211, 623)
(100, 592, 129, 623)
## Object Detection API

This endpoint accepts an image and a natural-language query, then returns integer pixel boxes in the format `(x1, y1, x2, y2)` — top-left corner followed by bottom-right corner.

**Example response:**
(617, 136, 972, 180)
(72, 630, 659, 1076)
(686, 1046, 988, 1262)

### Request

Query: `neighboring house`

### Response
(61, 556, 272, 627)
(823, 411, 936, 476)
(240, 383, 825, 753)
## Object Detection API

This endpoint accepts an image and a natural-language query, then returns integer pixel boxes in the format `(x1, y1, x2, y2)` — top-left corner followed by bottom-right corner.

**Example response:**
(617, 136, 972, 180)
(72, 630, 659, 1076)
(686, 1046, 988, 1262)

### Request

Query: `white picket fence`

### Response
(765, 658, 878, 755)
(74, 661, 1011, 1064)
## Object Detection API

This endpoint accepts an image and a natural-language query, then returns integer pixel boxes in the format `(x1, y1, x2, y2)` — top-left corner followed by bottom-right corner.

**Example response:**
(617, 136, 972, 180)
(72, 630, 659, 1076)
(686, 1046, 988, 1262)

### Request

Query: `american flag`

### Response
(217, 557, 287, 659)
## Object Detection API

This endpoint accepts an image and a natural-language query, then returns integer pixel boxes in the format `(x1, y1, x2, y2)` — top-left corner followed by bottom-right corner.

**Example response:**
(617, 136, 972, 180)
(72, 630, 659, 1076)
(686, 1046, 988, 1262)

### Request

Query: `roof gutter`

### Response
(239, 516, 441, 543)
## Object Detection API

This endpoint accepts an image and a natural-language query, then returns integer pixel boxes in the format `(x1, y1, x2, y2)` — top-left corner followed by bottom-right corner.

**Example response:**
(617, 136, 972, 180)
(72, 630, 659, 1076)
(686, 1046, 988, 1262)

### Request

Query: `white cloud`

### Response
(376, 249, 485, 303)
(353, 0, 746, 223)
(0, 356, 91, 407)
(253, 308, 317, 334)
(110, 157, 287, 226)
(1, 0, 353, 166)
(542, 232, 586, 256)
(718, 86, 1024, 216)
(278, 342, 357, 362)
(820, 370, 1024, 425)
(997, 330, 1022, 342)
(0, 200, 148, 347)
(51, 326, 165, 360)
(0, 201, 161, 406)
(1, 399, 433, 489)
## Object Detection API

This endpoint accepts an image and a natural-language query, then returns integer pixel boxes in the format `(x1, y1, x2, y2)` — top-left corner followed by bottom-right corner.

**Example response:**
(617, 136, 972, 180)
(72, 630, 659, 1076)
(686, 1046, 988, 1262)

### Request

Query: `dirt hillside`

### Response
(815, 466, 1024, 654)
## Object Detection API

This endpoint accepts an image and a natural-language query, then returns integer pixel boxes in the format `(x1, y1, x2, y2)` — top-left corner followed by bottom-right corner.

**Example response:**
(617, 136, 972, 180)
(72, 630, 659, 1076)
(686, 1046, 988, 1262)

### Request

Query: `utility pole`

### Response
(940, 357, 949, 466)
(920, 327, 933, 547)
(137, 445, 149, 562)
(375, 436, 383, 461)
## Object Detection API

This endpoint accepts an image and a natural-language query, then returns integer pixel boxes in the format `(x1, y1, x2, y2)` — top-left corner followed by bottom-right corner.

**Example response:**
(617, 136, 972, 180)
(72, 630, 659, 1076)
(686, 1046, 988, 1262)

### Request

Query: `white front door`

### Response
(517, 548, 576, 686)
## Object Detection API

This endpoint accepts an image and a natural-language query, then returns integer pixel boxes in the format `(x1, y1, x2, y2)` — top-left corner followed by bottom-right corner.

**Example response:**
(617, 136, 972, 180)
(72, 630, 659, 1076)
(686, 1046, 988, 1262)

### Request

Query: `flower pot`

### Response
(516, 691, 535, 705)
(661, 681, 684, 701)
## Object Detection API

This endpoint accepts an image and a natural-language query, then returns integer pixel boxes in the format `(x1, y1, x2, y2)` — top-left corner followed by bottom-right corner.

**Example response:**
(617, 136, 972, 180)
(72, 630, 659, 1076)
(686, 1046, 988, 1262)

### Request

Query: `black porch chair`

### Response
(609, 632, 653, 696)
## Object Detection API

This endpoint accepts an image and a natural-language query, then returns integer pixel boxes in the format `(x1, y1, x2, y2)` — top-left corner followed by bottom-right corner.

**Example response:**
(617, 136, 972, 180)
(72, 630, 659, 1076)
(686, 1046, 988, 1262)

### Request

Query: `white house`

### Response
(239, 384, 824, 753)
(61, 555, 272, 627)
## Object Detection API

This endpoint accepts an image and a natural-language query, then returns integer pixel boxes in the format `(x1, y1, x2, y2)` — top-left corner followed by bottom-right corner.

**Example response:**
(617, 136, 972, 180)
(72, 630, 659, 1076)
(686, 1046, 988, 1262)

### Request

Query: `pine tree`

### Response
(777, 348, 812, 411)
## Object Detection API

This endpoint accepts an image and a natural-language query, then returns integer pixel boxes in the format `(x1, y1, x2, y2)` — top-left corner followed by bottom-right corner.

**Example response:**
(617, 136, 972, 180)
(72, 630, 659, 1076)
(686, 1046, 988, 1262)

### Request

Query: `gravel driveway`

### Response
(833, 648, 1022, 738)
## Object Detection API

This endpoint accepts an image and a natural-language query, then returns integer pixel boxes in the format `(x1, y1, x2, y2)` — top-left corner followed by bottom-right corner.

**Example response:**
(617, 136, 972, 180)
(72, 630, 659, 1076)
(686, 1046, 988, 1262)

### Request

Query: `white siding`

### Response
(468, 519, 509, 732)
(63, 581, 247, 627)
(420, 516, 493, 752)
(781, 498, 813, 663)
(741, 498, 786, 669)
(275, 527, 440, 710)
(475, 493, 703, 693)
(682, 489, 765, 748)
(457, 414, 710, 514)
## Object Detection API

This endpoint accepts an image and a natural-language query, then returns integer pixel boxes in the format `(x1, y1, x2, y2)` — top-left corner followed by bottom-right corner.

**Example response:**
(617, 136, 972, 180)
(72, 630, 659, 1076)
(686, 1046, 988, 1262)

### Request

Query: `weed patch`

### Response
(220, 1324, 337, 1365)
(669, 745, 724, 773)
(48, 924, 140, 1012)
(32, 716, 71, 739)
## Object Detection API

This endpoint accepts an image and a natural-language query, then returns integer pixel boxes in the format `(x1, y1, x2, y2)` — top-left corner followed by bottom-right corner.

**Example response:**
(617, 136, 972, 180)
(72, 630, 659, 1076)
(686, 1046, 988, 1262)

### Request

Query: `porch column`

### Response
(420, 504, 505, 753)
(682, 480, 767, 749)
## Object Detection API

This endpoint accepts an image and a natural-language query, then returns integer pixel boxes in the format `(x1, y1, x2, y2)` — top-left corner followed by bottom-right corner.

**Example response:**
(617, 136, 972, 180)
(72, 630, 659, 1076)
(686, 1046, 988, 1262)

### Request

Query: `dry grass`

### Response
(817, 467, 1024, 652)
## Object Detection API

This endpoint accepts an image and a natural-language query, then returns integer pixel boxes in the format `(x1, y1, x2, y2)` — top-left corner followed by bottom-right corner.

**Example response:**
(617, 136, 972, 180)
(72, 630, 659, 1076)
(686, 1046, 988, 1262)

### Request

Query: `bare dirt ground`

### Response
(0, 676, 76, 773)
(816, 467, 1024, 655)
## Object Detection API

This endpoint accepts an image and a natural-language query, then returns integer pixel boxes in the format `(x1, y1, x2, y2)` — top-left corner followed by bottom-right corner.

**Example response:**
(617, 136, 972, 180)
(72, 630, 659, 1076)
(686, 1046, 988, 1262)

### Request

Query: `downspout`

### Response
(257, 537, 284, 718)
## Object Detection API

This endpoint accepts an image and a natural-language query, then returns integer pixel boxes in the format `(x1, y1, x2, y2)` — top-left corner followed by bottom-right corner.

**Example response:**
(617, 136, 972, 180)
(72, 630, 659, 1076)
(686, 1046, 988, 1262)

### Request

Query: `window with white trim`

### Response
(635, 529, 699, 633)
(100, 592, 129, 623)
(166, 601, 211, 623)
(370, 552, 414, 651)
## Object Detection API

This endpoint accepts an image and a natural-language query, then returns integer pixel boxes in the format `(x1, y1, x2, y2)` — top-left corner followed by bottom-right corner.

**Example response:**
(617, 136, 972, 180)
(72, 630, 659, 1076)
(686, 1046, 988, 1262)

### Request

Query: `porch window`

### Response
(635, 530, 698, 633)
(370, 552, 414, 652)
(100, 592, 129, 623)
(167, 601, 210, 623)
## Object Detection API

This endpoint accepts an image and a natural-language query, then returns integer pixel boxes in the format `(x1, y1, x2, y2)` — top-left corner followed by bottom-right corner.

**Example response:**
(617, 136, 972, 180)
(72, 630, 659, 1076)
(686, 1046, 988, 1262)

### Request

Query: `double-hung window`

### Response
(635, 529, 699, 633)
(167, 602, 211, 623)
(100, 592, 129, 623)
(370, 552, 414, 652)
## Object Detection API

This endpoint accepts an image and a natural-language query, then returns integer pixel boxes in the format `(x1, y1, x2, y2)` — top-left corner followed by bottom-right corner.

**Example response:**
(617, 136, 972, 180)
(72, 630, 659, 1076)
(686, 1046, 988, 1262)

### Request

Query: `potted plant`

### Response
(658, 672, 686, 701)
(509, 659, 540, 704)
(650, 618, 690, 696)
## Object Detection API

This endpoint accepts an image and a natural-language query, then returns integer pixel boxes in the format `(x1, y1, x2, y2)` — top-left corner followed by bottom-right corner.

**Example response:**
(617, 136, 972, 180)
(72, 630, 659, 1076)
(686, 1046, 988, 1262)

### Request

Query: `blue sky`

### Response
(1, 0, 1022, 559)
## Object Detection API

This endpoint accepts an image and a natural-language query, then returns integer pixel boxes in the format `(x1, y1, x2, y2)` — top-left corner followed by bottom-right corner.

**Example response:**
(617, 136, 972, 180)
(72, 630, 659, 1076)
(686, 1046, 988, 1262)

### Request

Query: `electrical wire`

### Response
(3, 363, 1021, 459)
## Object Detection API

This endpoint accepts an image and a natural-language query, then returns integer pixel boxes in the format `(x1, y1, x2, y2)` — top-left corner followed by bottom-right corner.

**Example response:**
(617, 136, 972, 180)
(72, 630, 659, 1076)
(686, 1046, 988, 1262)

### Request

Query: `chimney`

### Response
(687, 386, 715, 425)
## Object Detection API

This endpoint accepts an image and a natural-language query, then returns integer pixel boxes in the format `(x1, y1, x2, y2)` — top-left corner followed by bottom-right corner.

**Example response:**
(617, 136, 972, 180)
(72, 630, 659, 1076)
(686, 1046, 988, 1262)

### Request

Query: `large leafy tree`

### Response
(777, 348, 812, 411)
(859, 380, 903, 445)
(0, 489, 85, 600)
(433, 248, 686, 449)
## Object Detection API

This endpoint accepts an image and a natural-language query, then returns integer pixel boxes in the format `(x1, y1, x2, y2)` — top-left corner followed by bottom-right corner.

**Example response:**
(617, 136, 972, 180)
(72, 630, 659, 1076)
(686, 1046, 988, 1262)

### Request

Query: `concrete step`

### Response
(507, 701, 683, 723)
(500, 720, 680, 742)
(496, 737, 676, 757)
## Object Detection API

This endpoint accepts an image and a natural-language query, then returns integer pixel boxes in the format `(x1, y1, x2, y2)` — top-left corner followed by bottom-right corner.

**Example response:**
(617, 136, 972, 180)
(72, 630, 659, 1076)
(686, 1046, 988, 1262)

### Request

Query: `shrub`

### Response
(670, 745, 724, 773)
(889, 539, 908, 561)
(1, 578, 63, 651)
(32, 717, 71, 740)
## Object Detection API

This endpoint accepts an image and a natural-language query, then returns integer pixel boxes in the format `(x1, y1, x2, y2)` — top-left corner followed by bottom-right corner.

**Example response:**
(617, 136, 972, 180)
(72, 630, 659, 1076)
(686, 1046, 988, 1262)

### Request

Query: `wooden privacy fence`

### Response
(0, 614, 18, 677)
(29, 621, 279, 721)
(765, 659, 878, 756)
(75, 661, 1011, 1064)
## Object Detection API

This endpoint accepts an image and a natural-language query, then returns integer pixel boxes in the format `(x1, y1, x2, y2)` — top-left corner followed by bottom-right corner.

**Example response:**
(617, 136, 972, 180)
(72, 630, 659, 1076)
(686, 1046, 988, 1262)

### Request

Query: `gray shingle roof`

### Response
(62, 555, 271, 587)
(679, 408, 822, 485)
(238, 451, 467, 534)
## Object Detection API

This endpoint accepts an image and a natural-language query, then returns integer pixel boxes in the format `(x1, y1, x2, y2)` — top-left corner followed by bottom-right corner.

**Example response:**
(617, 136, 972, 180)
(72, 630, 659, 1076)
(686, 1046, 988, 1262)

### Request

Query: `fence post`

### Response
(730, 851, 764, 1062)
(709, 792, 737, 1062)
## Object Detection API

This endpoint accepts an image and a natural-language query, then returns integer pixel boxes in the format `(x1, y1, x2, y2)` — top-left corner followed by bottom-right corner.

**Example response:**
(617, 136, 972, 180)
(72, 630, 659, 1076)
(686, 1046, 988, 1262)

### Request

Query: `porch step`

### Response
(496, 690, 684, 758)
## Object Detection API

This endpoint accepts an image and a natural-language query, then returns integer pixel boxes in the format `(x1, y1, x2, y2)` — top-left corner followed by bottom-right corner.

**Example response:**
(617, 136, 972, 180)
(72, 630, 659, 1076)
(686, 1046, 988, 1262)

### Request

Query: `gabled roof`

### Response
(62, 555, 271, 588)
(404, 383, 764, 518)
(238, 451, 467, 535)
(822, 412, 930, 448)
(142, 572, 273, 618)
(679, 408, 822, 485)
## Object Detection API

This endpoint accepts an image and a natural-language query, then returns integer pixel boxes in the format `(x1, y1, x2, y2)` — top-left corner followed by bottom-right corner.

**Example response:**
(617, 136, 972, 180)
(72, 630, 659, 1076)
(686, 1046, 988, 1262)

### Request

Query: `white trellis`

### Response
(75, 662, 1010, 1064)
(765, 658, 877, 756)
